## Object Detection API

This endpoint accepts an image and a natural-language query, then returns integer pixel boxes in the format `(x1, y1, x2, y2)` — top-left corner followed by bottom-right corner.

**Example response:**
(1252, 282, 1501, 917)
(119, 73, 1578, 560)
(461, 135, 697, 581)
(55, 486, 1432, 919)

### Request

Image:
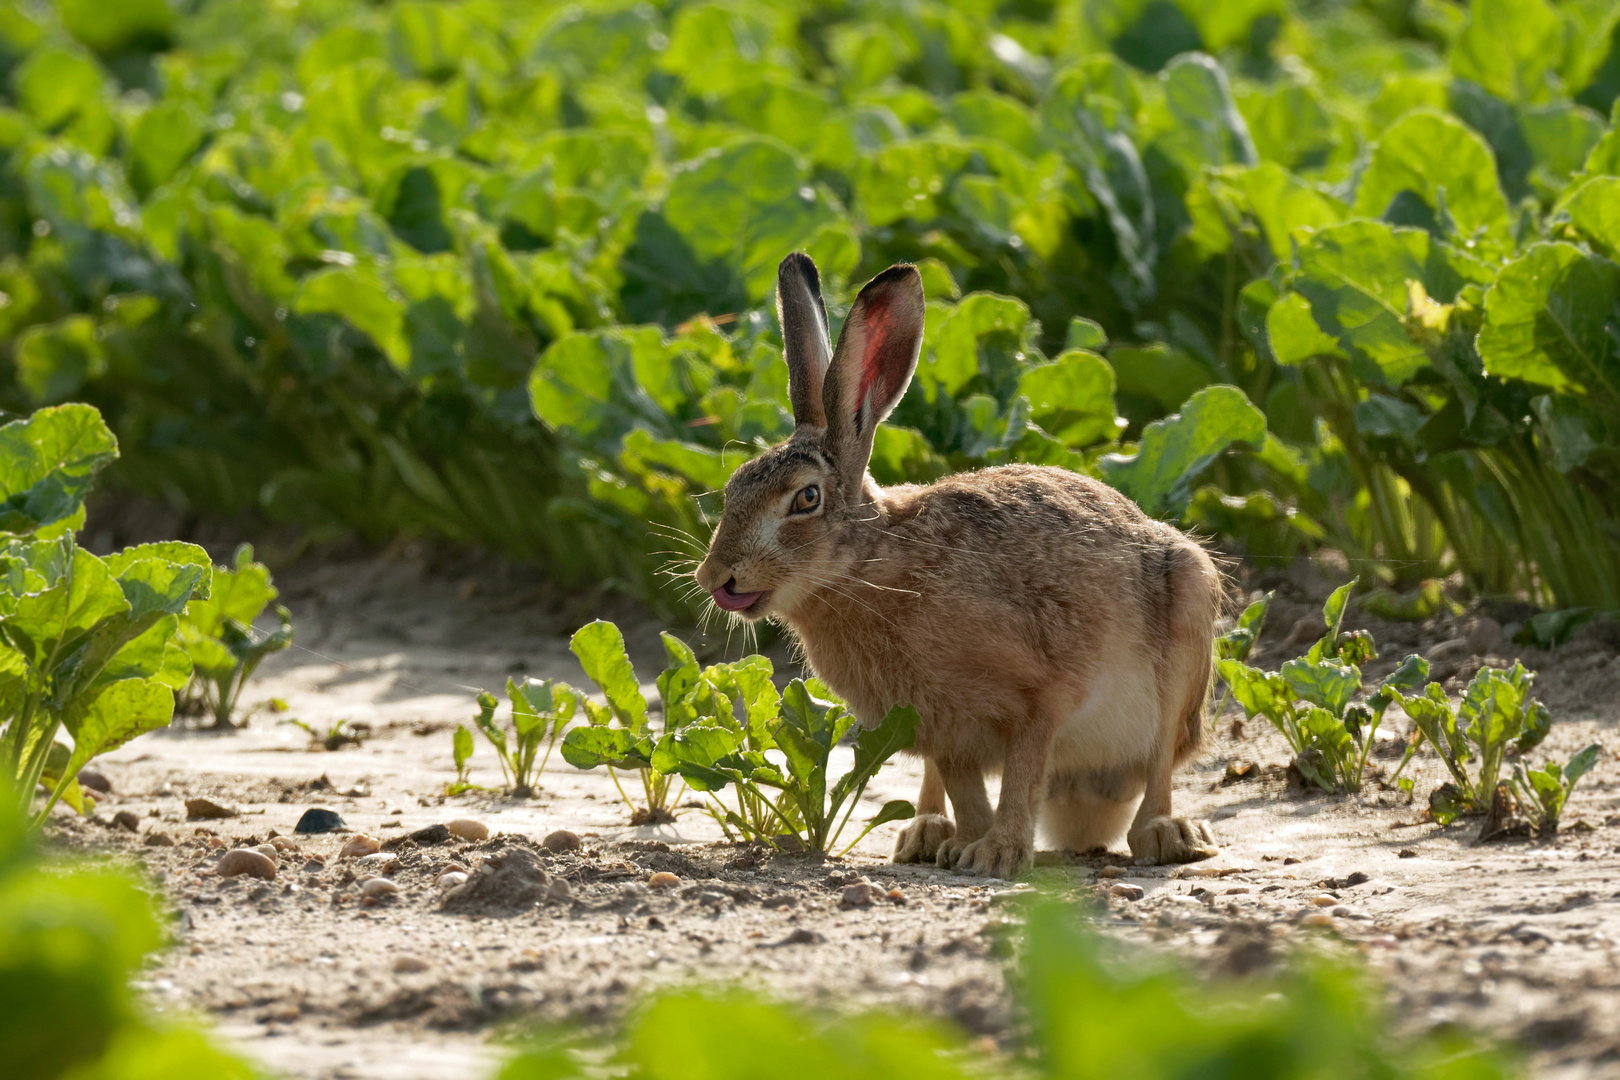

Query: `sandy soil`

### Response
(43, 544, 1620, 1080)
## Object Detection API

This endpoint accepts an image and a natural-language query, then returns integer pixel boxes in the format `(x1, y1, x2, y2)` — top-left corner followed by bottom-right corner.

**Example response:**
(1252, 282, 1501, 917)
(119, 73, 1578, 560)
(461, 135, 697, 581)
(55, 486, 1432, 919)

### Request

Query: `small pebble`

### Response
(393, 954, 430, 974)
(294, 808, 345, 834)
(446, 819, 488, 842)
(543, 830, 581, 853)
(111, 810, 140, 833)
(546, 878, 573, 902)
(696, 890, 729, 908)
(1301, 912, 1336, 928)
(302, 859, 326, 873)
(1224, 887, 1250, 895)
(144, 831, 175, 847)
(78, 767, 112, 794)
(1108, 883, 1145, 901)
(887, 888, 907, 904)
(840, 881, 876, 908)
(217, 849, 277, 880)
(1309, 894, 1338, 907)
(435, 871, 469, 888)
(648, 872, 680, 890)
(1397, 849, 1418, 859)
(360, 877, 400, 900)
(340, 835, 381, 859)
(253, 844, 281, 863)
(1097, 866, 1125, 878)
(270, 836, 298, 853)
(403, 823, 450, 846)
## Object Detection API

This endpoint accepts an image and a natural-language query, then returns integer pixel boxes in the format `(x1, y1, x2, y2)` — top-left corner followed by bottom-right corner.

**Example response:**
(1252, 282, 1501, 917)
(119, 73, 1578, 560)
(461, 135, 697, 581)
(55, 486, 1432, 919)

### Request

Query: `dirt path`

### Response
(48, 550, 1620, 1079)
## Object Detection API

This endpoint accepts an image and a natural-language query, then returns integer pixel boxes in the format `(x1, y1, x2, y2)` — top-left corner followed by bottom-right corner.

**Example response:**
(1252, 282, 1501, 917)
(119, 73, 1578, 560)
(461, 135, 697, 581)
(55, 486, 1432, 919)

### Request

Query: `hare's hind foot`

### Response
(893, 813, 954, 863)
(1128, 816, 1217, 865)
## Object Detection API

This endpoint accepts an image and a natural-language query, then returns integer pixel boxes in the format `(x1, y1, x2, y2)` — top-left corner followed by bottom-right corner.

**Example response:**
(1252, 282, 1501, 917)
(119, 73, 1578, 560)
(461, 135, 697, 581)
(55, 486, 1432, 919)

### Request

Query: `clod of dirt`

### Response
(1319, 872, 1369, 889)
(340, 835, 381, 859)
(628, 807, 677, 826)
(1108, 883, 1145, 901)
(440, 847, 553, 915)
(393, 954, 430, 974)
(218, 849, 277, 879)
(1398, 849, 1418, 858)
(542, 830, 580, 853)
(386, 823, 450, 849)
(648, 872, 680, 890)
(841, 881, 877, 908)
(111, 810, 140, 833)
(186, 798, 238, 820)
(766, 928, 825, 947)
(446, 819, 488, 841)
(144, 831, 174, 847)
(545, 878, 572, 902)
(79, 767, 112, 794)
(294, 808, 345, 834)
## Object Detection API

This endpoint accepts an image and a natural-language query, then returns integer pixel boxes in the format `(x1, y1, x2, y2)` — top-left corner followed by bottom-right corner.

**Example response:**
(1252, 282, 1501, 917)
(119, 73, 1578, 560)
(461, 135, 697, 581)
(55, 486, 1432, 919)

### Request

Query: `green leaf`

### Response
(14, 315, 106, 406)
(1450, 0, 1563, 105)
(1281, 659, 1360, 718)
(1098, 385, 1266, 517)
(1476, 242, 1620, 400)
(560, 725, 649, 771)
(569, 620, 649, 732)
(1352, 112, 1507, 241)
(828, 703, 920, 820)
(1563, 743, 1602, 785)
(2, 543, 129, 673)
(59, 678, 175, 787)
(453, 724, 474, 775)
(1265, 292, 1346, 367)
(1321, 579, 1355, 640)
(0, 404, 118, 538)
(650, 723, 743, 792)
(1216, 659, 1277, 720)
(1016, 350, 1123, 448)
(59, 0, 173, 54)
(1291, 221, 1487, 387)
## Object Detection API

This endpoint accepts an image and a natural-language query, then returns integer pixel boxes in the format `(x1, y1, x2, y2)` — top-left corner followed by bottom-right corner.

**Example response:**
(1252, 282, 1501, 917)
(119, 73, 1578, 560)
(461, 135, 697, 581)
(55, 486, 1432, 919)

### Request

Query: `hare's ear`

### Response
(777, 253, 831, 429)
(821, 264, 924, 491)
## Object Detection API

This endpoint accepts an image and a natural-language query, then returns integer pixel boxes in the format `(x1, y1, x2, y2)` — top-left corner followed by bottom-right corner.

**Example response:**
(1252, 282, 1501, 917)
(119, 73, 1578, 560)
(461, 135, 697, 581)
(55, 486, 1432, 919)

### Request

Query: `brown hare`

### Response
(694, 253, 1221, 877)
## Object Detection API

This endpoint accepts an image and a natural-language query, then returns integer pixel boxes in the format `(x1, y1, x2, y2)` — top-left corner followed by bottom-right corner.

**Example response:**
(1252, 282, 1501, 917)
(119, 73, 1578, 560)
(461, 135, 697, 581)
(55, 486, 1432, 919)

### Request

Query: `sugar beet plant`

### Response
(1512, 744, 1603, 837)
(0, 405, 210, 825)
(1396, 664, 1556, 826)
(459, 677, 577, 798)
(1218, 581, 1430, 793)
(177, 543, 293, 729)
(561, 621, 918, 853)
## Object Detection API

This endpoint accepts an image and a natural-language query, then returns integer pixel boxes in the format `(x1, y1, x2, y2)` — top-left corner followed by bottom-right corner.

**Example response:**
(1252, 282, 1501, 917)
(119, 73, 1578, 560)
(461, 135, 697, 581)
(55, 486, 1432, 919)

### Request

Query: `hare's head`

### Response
(695, 254, 924, 620)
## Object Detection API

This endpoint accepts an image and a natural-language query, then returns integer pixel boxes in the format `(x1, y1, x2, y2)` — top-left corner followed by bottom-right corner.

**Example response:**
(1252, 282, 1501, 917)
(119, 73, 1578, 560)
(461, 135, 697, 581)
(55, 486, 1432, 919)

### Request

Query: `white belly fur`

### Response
(1046, 658, 1163, 775)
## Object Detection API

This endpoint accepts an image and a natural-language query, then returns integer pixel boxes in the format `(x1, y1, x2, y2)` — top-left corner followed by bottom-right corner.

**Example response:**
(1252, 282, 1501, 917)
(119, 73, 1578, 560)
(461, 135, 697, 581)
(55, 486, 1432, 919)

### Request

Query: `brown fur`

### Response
(696, 256, 1220, 875)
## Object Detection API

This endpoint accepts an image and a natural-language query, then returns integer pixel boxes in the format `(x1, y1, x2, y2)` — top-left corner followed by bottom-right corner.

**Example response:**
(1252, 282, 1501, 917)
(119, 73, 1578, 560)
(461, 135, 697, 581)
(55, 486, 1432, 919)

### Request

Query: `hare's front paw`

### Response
(952, 833, 1032, 878)
(1128, 816, 1217, 865)
(893, 813, 954, 863)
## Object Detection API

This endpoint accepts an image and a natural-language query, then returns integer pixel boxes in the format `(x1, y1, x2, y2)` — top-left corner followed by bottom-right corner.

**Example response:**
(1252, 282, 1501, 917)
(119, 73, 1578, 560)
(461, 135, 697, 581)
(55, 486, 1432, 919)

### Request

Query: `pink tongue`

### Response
(711, 586, 764, 612)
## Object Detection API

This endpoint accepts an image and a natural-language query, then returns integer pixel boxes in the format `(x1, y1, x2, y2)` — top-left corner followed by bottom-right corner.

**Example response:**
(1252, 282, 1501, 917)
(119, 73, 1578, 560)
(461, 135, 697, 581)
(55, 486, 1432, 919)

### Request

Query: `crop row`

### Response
(0, 1, 1615, 615)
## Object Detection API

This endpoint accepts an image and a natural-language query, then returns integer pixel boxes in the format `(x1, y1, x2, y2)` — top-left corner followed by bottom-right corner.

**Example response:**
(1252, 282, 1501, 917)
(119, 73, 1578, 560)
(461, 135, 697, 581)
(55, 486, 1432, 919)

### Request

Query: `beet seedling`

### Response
(1396, 663, 1551, 824)
(562, 621, 685, 822)
(1512, 744, 1602, 836)
(1217, 580, 1428, 792)
(177, 544, 293, 729)
(469, 677, 577, 797)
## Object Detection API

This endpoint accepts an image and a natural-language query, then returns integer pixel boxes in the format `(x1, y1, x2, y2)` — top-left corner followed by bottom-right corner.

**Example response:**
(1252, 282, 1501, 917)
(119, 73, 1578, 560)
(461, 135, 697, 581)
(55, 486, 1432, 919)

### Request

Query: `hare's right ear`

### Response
(821, 264, 924, 497)
(777, 253, 831, 429)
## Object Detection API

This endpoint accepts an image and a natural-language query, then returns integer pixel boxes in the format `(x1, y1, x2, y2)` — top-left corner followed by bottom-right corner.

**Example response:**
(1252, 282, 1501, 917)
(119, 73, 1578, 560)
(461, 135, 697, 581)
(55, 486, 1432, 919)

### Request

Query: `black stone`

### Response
(294, 808, 345, 834)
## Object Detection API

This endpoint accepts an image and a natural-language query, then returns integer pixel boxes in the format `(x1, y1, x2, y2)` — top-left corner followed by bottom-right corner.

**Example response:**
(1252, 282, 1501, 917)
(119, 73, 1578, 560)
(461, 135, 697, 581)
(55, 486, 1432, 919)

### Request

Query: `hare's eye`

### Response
(789, 484, 821, 515)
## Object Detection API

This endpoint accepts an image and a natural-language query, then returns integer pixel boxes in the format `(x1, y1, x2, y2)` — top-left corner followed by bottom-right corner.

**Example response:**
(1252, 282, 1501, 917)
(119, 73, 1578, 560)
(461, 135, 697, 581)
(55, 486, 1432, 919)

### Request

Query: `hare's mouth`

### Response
(712, 580, 768, 615)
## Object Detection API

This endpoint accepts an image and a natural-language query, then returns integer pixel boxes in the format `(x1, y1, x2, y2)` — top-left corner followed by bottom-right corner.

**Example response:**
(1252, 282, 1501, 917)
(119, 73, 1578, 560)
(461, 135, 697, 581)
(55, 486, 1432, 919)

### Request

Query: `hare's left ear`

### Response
(777, 253, 832, 430)
(821, 264, 924, 497)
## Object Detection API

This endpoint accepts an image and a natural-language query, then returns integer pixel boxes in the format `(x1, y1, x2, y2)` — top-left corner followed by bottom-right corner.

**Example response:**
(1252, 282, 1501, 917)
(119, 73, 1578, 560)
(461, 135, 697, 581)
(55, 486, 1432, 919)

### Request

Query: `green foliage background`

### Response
(0, 0, 1618, 610)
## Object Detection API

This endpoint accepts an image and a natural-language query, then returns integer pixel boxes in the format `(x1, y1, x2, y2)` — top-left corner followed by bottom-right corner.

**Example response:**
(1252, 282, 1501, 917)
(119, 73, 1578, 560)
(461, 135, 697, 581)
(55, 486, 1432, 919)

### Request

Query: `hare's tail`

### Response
(1165, 541, 1222, 766)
